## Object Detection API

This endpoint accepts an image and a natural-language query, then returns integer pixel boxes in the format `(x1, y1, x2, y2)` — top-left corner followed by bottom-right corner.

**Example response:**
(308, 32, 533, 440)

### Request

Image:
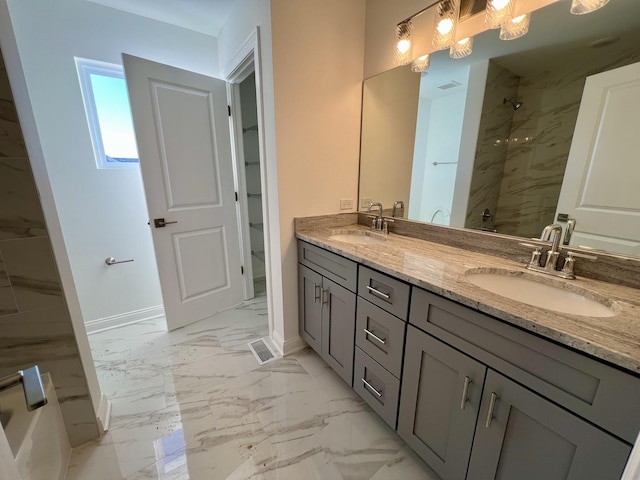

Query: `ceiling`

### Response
(85, 0, 237, 36)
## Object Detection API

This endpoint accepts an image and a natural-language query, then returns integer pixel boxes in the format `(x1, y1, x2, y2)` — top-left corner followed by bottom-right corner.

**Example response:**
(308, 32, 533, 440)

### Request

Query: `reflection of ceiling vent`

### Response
(436, 80, 461, 90)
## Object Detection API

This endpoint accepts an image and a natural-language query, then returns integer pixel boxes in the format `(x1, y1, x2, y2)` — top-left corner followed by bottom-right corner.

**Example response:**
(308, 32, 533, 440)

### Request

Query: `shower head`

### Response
(504, 98, 523, 111)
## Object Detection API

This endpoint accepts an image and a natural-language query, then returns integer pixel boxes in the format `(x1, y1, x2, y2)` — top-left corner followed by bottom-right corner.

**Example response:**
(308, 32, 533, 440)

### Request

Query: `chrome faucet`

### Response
(540, 224, 563, 270)
(367, 202, 383, 230)
(521, 224, 596, 279)
(392, 200, 405, 218)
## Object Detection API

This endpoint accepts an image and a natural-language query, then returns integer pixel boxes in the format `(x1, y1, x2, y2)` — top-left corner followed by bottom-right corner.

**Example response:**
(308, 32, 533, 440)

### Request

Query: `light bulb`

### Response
(394, 21, 413, 65)
(411, 54, 431, 73)
(450, 37, 473, 59)
(437, 18, 454, 35)
(485, 0, 514, 29)
(490, 0, 511, 10)
(500, 13, 530, 40)
(433, 0, 460, 50)
(570, 0, 610, 15)
(397, 39, 411, 54)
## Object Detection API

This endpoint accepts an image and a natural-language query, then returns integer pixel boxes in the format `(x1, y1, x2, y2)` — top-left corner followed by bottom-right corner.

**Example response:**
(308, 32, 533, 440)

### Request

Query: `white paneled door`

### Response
(556, 61, 640, 256)
(123, 55, 243, 331)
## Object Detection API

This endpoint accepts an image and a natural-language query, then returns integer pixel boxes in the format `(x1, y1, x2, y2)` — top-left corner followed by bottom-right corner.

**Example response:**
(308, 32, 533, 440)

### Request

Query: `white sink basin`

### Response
(328, 231, 386, 245)
(465, 268, 616, 318)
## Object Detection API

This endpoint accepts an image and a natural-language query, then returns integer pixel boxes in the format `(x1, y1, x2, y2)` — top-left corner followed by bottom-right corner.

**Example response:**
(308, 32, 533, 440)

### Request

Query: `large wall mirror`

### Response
(359, 0, 640, 257)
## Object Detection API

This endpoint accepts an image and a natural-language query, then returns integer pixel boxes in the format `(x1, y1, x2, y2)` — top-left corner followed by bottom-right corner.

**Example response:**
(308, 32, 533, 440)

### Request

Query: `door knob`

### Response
(153, 218, 178, 228)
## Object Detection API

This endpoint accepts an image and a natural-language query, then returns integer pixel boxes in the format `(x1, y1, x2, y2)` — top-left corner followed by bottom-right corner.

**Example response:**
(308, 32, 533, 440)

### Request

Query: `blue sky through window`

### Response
(89, 73, 139, 162)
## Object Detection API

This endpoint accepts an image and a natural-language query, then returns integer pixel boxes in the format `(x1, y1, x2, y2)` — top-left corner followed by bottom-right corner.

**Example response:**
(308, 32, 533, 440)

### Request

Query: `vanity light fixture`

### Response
(570, 0, 610, 15)
(500, 13, 530, 40)
(450, 37, 473, 58)
(433, 0, 460, 50)
(394, 21, 414, 65)
(485, 0, 514, 29)
(411, 54, 431, 73)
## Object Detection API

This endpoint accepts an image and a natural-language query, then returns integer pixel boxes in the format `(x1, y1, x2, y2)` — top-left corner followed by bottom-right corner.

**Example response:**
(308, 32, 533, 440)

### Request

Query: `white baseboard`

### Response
(86, 305, 165, 335)
(272, 330, 306, 356)
(96, 393, 112, 434)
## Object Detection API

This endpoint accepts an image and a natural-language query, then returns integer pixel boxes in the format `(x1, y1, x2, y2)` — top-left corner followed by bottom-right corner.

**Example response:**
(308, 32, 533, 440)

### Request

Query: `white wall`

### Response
(410, 89, 467, 224)
(4, 0, 222, 329)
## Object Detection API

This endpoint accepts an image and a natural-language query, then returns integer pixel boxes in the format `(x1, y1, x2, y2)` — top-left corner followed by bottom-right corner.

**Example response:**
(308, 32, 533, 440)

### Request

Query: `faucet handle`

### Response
(564, 250, 597, 261)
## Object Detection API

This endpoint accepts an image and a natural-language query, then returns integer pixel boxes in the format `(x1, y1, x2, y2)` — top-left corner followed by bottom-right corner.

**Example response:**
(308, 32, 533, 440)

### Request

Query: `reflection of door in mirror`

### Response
(556, 62, 640, 256)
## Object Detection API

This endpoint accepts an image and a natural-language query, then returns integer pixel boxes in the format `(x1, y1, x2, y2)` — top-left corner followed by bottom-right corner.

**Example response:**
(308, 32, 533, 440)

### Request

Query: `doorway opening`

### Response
(237, 72, 266, 297)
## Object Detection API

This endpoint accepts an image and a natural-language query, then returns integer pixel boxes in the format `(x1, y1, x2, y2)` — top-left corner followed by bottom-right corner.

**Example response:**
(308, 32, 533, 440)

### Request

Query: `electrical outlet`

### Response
(340, 198, 354, 210)
(360, 197, 373, 209)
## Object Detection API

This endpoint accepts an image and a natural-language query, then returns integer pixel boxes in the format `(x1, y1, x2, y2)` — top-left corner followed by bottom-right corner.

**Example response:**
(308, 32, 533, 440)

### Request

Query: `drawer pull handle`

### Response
(460, 376, 471, 410)
(314, 283, 321, 303)
(364, 328, 386, 345)
(485, 392, 498, 428)
(362, 378, 383, 398)
(366, 285, 390, 300)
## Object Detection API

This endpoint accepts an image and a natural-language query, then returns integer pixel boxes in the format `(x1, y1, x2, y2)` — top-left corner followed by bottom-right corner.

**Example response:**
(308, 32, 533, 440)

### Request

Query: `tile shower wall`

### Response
(0, 51, 99, 446)
(465, 61, 520, 231)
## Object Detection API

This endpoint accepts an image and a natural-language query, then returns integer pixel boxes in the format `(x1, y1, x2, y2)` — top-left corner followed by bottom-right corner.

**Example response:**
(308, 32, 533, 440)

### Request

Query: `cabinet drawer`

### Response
(355, 298, 406, 378)
(353, 347, 400, 429)
(410, 287, 640, 444)
(298, 241, 357, 292)
(357, 266, 410, 320)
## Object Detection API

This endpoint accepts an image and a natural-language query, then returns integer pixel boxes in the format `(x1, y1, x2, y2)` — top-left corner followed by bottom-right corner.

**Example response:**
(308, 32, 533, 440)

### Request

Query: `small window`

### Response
(76, 58, 139, 169)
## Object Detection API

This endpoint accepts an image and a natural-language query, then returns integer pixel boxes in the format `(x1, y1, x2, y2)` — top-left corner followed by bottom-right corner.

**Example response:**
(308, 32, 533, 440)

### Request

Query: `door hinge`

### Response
(235, 192, 238, 201)
(241, 266, 244, 275)
(228, 105, 231, 117)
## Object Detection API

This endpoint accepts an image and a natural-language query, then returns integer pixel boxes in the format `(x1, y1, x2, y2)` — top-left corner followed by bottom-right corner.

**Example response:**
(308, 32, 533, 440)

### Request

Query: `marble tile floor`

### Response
(66, 295, 439, 480)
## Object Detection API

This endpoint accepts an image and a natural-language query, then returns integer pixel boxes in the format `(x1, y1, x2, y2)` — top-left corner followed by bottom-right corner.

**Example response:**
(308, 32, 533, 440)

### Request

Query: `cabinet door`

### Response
(398, 326, 487, 480)
(468, 370, 631, 480)
(321, 277, 356, 385)
(298, 264, 323, 354)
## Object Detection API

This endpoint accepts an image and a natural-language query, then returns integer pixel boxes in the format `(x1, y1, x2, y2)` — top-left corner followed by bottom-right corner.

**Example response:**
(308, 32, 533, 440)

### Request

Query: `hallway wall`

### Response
(0, 50, 99, 447)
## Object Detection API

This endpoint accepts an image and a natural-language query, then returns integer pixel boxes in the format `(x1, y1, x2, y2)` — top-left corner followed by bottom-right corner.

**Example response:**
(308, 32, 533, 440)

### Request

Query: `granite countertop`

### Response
(295, 222, 640, 375)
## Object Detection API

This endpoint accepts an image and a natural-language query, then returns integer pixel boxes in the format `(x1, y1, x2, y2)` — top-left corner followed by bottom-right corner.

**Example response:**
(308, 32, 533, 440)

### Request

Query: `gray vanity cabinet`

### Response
(321, 278, 356, 385)
(298, 264, 323, 354)
(467, 370, 631, 480)
(398, 326, 487, 480)
(298, 242, 358, 386)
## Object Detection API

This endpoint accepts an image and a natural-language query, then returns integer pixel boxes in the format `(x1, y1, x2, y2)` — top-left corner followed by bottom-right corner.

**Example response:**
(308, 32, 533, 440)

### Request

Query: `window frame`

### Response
(75, 57, 139, 170)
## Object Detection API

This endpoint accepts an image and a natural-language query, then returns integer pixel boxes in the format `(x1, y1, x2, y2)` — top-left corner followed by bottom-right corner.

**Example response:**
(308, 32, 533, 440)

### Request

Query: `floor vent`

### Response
(248, 338, 277, 365)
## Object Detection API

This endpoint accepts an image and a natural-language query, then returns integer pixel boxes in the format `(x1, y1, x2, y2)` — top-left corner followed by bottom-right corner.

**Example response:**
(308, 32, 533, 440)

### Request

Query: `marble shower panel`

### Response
(0, 50, 99, 446)
(465, 61, 520, 231)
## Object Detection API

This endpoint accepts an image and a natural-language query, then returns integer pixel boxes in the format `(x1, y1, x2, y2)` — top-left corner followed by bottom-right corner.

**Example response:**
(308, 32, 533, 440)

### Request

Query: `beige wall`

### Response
(359, 65, 420, 212)
(271, 0, 366, 351)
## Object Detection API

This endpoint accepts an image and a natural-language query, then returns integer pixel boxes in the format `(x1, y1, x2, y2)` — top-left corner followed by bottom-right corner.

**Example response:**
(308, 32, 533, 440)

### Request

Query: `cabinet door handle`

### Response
(322, 288, 329, 307)
(362, 378, 383, 398)
(366, 285, 390, 300)
(314, 283, 321, 303)
(460, 376, 471, 410)
(485, 392, 498, 428)
(364, 328, 386, 345)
